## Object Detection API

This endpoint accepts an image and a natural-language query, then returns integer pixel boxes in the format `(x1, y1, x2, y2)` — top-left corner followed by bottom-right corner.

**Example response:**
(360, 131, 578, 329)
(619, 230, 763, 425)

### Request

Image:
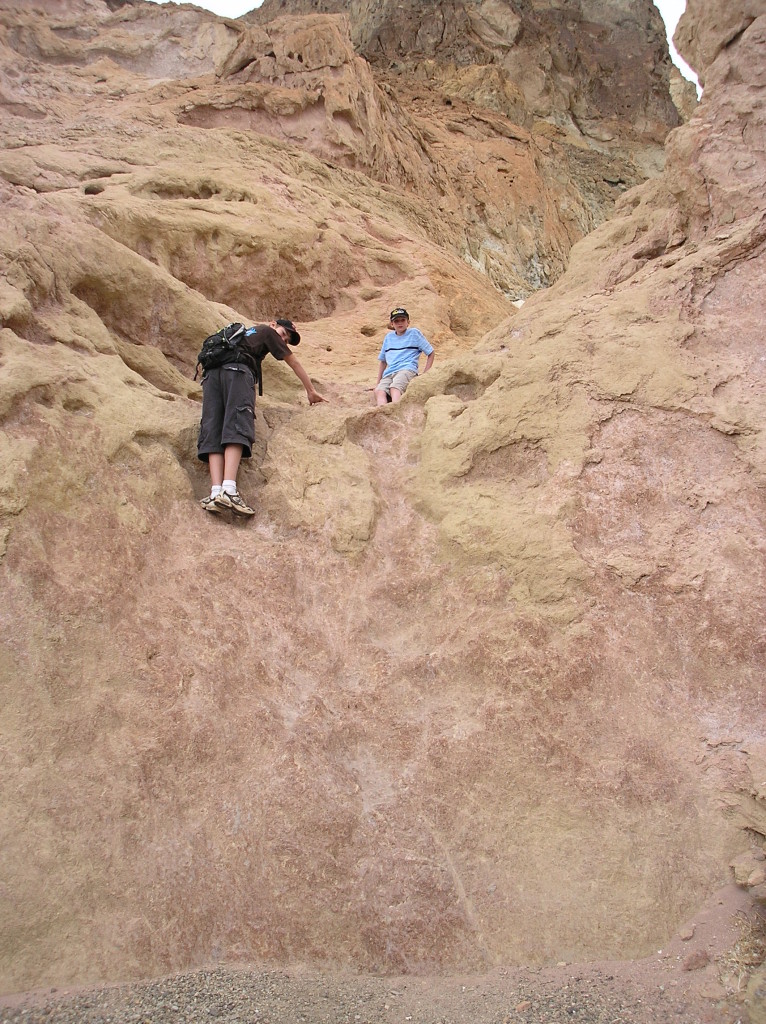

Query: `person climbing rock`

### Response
(198, 319, 326, 516)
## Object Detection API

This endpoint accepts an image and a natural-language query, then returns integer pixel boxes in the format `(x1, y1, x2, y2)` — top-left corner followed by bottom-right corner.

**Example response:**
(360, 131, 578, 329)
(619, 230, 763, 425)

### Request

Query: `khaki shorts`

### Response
(376, 368, 418, 397)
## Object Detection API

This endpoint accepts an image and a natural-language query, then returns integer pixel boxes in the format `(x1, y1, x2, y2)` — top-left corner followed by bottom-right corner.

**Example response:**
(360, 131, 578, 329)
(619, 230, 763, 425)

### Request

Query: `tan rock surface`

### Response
(749, 962, 766, 1024)
(255, 0, 682, 147)
(0, 0, 764, 1015)
(675, 0, 766, 87)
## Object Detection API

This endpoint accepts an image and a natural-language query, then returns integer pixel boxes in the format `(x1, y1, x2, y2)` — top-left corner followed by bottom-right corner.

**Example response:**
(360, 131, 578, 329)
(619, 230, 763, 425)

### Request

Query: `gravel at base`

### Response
(0, 964, 730, 1024)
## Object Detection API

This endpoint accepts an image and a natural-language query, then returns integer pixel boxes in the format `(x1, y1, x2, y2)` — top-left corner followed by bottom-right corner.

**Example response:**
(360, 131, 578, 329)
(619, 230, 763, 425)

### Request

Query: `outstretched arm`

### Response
(422, 351, 434, 373)
(283, 352, 327, 404)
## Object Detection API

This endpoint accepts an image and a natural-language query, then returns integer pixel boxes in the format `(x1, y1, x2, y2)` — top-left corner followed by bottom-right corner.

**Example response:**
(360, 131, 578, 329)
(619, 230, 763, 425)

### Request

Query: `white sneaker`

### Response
(214, 490, 255, 516)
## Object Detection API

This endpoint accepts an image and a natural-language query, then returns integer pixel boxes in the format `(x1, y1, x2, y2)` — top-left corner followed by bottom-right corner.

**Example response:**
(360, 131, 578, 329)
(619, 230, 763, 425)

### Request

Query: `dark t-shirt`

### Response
(234, 324, 291, 394)
(239, 324, 291, 370)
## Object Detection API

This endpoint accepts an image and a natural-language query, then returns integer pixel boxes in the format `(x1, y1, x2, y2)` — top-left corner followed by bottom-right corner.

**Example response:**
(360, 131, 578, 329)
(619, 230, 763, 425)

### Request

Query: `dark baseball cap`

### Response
(276, 318, 300, 345)
(390, 307, 409, 320)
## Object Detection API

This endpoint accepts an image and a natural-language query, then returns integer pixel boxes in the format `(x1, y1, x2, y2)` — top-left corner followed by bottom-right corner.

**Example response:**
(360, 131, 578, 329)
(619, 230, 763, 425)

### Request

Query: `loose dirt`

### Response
(2, 886, 760, 1024)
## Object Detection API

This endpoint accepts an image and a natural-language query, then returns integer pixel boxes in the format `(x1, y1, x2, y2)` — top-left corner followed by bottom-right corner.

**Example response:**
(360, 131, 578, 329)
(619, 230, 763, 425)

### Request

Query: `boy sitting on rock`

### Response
(374, 307, 434, 405)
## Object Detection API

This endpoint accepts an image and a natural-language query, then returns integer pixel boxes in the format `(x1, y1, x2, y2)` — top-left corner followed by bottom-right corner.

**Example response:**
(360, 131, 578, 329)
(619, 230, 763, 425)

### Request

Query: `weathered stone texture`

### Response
(0, 0, 763, 1002)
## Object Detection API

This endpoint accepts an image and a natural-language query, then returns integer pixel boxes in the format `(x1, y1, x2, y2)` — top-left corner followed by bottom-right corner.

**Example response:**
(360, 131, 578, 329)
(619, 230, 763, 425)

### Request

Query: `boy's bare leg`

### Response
(375, 389, 390, 406)
(223, 444, 243, 484)
(208, 452, 224, 488)
(390, 388, 403, 403)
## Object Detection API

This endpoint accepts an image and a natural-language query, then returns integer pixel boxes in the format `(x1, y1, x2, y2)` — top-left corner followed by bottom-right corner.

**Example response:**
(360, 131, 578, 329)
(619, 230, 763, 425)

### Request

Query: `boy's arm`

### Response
(283, 351, 327, 404)
(422, 351, 434, 373)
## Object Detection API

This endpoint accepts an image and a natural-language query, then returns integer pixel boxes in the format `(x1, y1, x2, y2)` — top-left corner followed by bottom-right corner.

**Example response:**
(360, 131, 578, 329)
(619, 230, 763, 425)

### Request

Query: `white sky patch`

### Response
(654, 0, 701, 94)
(145, 0, 701, 93)
(148, 0, 260, 14)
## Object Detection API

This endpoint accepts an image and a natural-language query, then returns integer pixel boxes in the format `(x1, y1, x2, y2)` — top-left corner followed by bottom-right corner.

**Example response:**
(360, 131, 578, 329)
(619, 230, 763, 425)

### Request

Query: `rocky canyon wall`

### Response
(0, 0, 764, 1006)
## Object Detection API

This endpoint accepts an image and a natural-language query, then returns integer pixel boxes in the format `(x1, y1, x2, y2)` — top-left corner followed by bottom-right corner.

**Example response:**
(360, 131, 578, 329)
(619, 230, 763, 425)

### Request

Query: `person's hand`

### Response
(307, 389, 327, 405)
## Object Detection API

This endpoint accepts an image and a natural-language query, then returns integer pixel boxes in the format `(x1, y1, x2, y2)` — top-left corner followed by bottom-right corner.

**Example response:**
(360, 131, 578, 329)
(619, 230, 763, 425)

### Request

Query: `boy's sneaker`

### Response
(200, 494, 222, 513)
(214, 490, 255, 516)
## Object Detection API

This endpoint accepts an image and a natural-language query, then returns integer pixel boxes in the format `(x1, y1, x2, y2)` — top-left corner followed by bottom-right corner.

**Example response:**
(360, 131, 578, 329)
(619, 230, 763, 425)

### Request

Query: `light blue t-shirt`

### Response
(378, 327, 433, 375)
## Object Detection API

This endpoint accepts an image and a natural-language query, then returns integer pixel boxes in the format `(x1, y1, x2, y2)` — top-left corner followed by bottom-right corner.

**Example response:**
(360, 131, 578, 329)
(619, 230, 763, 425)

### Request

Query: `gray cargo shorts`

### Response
(197, 364, 255, 462)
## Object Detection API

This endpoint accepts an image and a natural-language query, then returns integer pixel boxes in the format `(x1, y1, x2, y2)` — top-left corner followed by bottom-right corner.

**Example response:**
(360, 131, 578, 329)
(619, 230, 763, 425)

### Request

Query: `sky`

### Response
(145, 0, 699, 89)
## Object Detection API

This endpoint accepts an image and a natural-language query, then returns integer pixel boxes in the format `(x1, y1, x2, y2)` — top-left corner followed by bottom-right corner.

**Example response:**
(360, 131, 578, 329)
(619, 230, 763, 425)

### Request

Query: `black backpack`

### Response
(193, 322, 247, 380)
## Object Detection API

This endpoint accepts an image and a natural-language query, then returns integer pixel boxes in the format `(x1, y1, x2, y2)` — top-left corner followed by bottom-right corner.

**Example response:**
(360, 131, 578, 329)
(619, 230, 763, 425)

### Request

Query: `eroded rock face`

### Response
(675, 0, 765, 86)
(239, 0, 688, 293)
(0, 0, 672, 302)
(0, 0, 763, 1000)
(254, 0, 682, 148)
